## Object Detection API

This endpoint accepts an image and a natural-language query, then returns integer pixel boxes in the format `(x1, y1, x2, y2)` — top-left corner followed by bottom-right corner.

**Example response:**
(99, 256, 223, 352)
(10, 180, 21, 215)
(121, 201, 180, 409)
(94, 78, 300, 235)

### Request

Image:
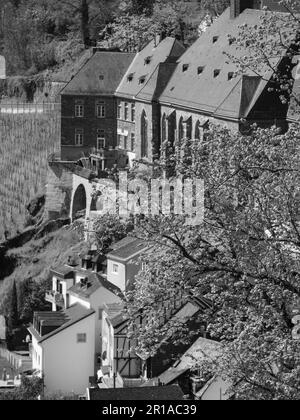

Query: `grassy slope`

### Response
(0, 112, 60, 240)
(0, 224, 86, 308)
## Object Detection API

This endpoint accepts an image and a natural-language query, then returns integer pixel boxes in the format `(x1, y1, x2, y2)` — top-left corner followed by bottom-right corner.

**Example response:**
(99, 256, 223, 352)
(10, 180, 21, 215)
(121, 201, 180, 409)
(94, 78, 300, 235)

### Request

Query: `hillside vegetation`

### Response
(0, 112, 60, 240)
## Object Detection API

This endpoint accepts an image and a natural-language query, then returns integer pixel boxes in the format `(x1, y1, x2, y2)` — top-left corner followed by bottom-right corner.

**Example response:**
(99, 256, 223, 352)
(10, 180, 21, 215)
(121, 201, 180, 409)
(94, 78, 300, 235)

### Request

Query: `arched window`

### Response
(141, 110, 148, 158)
(162, 114, 167, 143)
(195, 120, 201, 140)
(186, 117, 192, 140)
(178, 117, 184, 142)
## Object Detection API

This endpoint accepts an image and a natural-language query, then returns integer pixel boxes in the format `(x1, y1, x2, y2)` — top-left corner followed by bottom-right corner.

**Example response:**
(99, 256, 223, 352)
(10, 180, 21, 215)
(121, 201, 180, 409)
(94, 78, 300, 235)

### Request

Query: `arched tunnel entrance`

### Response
(72, 184, 87, 221)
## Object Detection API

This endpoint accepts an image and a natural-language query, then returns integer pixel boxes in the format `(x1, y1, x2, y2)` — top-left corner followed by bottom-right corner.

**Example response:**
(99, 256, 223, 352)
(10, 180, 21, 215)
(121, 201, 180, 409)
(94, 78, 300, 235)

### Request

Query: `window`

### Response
(131, 103, 135, 122)
(213, 36, 219, 43)
(144, 56, 152, 65)
(118, 134, 122, 148)
(77, 333, 87, 343)
(182, 64, 189, 72)
(139, 76, 146, 85)
(228, 72, 234, 81)
(117, 102, 122, 119)
(97, 129, 105, 150)
(99, 74, 104, 81)
(112, 264, 119, 274)
(197, 66, 205, 75)
(96, 101, 106, 118)
(75, 102, 84, 117)
(124, 135, 128, 150)
(124, 102, 129, 120)
(214, 69, 221, 78)
(75, 129, 84, 146)
(131, 133, 135, 152)
(127, 73, 134, 82)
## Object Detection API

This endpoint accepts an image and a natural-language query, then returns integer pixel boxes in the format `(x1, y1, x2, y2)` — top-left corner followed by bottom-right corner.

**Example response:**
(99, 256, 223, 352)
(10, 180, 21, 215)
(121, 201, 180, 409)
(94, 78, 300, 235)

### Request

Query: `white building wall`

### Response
(31, 335, 43, 373)
(107, 260, 126, 291)
(43, 313, 96, 396)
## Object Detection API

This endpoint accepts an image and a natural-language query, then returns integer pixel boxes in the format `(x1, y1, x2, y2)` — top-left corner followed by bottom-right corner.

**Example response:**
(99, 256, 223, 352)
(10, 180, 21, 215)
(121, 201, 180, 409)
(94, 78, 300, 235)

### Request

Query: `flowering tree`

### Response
(126, 122, 300, 399)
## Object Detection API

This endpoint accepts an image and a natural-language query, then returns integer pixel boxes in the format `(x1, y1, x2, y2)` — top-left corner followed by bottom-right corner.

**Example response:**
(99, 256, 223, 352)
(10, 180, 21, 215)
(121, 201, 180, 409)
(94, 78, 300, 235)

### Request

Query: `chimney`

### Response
(230, 0, 262, 19)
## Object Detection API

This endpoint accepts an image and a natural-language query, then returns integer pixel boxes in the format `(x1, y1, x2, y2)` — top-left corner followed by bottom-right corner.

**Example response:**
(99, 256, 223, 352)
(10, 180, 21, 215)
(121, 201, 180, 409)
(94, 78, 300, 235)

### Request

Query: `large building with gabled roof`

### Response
(115, 37, 185, 165)
(60, 50, 135, 165)
(158, 0, 295, 147)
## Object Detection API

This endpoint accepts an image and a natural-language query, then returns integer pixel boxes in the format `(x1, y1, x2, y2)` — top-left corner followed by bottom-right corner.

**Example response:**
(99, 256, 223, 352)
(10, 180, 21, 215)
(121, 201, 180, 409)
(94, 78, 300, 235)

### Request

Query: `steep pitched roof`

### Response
(159, 7, 290, 121)
(87, 384, 184, 400)
(116, 37, 185, 100)
(29, 304, 95, 343)
(60, 51, 135, 96)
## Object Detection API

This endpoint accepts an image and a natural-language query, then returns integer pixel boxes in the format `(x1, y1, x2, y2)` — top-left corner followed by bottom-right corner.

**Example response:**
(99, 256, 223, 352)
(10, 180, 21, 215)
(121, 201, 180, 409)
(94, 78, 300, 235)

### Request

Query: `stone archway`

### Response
(71, 184, 87, 221)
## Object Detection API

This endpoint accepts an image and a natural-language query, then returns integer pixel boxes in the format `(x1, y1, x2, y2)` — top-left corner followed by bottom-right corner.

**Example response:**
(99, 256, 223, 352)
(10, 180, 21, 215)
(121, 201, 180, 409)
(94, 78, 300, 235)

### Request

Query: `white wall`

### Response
(31, 335, 43, 373)
(107, 260, 126, 291)
(43, 313, 96, 396)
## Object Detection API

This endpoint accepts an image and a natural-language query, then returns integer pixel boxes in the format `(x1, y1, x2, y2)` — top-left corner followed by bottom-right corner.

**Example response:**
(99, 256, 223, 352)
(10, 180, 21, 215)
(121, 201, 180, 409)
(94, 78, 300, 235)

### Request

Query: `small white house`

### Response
(28, 304, 96, 395)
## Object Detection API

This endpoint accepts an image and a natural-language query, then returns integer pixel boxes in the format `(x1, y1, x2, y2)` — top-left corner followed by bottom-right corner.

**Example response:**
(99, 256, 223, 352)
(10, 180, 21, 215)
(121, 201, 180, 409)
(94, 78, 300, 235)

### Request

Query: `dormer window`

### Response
(214, 69, 221, 78)
(182, 64, 189, 72)
(127, 73, 134, 82)
(228, 72, 234, 81)
(139, 76, 146, 85)
(197, 66, 205, 75)
(144, 56, 152, 65)
(213, 36, 219, 43)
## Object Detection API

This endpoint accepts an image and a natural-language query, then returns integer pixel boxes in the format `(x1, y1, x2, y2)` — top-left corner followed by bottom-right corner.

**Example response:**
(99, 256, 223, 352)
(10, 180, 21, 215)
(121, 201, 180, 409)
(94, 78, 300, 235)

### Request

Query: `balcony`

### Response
(45, 291, 65, 308)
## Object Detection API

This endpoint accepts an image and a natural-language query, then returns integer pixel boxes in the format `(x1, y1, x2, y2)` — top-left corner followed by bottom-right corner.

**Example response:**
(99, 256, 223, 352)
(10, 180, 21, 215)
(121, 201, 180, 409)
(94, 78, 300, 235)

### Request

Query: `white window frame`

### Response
(97, 130, 106, 150)
(75, 129, 84, 146)
(131, 133, 135, 152)
(124, 102, 129, 121)
(75, 103, 84, 118)
(131, 104, 135, 122)
(96, 102, 106, 118)
(117, 102, 122, 119)
(112, 264, 119, 274)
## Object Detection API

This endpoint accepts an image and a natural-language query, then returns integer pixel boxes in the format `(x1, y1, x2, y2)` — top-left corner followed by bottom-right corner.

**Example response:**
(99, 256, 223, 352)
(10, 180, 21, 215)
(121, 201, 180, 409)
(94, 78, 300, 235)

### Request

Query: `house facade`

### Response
(60, 50, 135, 168)
(115, 37, 185, 166)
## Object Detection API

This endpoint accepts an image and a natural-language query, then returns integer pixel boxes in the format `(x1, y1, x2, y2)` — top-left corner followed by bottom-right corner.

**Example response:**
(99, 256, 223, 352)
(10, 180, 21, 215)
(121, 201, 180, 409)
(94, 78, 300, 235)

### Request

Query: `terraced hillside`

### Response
(0, 111, 60, 240)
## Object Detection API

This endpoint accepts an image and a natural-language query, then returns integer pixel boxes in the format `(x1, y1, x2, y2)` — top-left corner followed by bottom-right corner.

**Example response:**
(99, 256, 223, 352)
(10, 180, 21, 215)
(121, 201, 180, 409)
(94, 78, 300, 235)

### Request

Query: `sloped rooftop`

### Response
(61, 51, 135, 96)
(88, 384, 184, 400)
(116, 37, 185, 100)
(107, 237, 149, 262)
(159, 7, 292, 120)
(68, 272, 122, 300)
(29, 304, 95, 343)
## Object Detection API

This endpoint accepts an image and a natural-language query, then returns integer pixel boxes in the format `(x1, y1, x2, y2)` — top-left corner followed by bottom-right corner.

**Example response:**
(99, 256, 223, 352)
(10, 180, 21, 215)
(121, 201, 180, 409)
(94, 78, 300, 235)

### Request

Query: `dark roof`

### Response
(159, 8, 291, 121)
(68, 272, 122, 300)
(116, 37, 185, 100)
(50, 265, 75, 279)
(29, 304, 95, 343)
(88, 384, 184, 400)
(107, 238, 149, 262)
(61, 51, 135, 96)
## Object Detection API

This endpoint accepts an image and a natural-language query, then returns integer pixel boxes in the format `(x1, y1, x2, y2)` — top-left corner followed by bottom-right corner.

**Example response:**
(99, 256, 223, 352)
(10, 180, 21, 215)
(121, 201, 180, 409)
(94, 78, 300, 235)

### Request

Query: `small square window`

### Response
(77, 333, 87, 343)
(99, 75, 104, 81)
(144, 56, 152, 65)
(113, 264, 119, 274)
(213, 36, 219, 43)
(139, 76, 146, 85)
(228, 72, 234, 81)
(182, 64, 189, 72)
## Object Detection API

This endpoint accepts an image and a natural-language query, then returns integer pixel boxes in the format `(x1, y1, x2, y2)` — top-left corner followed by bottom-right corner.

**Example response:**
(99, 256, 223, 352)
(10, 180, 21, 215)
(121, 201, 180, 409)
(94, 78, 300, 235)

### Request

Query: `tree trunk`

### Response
(81, 0, 91, 48)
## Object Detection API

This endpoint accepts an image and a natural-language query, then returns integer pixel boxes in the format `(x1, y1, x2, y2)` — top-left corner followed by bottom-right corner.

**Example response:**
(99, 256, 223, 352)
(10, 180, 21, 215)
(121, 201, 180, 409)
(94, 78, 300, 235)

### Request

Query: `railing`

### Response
(0, 342, 32, 373)
(0, 102, 60, 114)
(45, 291, 64, 307)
